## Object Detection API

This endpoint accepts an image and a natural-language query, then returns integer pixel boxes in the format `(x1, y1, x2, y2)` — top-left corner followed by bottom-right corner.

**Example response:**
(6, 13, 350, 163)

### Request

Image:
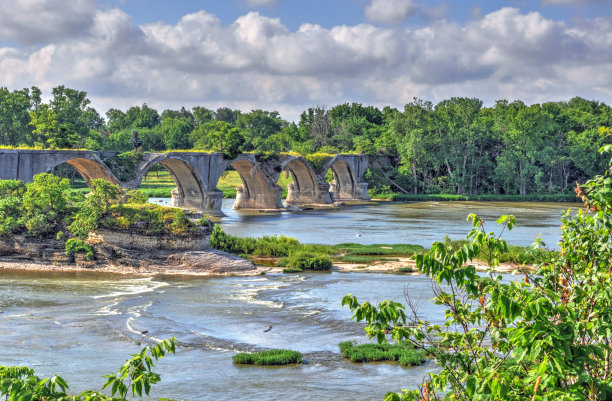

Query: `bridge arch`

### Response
(136, 155, 206, 211)
(327, 160, 356, 201)
(281, 156, 331, 205)
(229, 157, 283, 210)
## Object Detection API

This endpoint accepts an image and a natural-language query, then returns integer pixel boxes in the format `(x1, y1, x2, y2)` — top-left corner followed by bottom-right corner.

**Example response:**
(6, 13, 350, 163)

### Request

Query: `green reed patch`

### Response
(233, 349, 303, 365)
(333, 243, 425, 256)
(339, 341, 426, 366)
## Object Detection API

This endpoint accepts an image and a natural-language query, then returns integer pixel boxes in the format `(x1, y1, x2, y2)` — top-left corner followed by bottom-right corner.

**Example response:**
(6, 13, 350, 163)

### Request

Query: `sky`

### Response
(0, 0, 611, 121)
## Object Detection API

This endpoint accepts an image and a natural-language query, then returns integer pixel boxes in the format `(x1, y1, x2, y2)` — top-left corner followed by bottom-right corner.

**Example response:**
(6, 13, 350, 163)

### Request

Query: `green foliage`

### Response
(0, 338, 175, 401)
(99, 203, 198, 236)
(339, 341, 425, 366)
(23, 173, 71, 215)
(290, 252, 333, 271)
(338, 255, 378, 263)
(232, 349, 303, 365)
(210, 226, 334, 269)
(343, 145, 612, 400)
(0, 180, 26, 197)
(304, 152, 335, 173)
(196, 216, 212, 227)
(102, 338, 175, 399)
(397, 266, 415, 273)
(102, 150, 143, 181)
(333, 243, 425, 256)
(125, 189, 149, 204)
(65, 238, 95, 260)
(442, 235, 555, 265)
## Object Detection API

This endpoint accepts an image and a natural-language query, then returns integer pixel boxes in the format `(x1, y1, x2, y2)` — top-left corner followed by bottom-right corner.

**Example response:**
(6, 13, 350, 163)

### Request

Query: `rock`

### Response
(169, 249, 257, 273)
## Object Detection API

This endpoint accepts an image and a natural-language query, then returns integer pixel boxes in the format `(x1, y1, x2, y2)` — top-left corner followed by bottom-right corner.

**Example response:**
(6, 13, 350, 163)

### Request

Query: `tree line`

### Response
(1, 85, 611, 196)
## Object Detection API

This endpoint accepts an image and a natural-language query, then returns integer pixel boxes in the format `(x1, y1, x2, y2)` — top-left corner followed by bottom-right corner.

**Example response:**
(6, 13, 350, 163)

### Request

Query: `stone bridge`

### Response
(0, 149, 370, 215)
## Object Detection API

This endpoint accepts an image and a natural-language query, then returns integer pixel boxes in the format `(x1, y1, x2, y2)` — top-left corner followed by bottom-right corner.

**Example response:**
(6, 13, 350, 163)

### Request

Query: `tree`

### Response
(192, 120, 243, 159)
(0, 87, 33, 146)
(161, 116, 193, 149)
(125, 104, 161, 129)
(344, 131, 612, 400)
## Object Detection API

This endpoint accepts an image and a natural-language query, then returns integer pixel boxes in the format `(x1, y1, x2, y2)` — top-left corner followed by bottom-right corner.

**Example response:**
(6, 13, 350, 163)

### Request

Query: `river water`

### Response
(210, 199, 576, 248)
(0, 201, 578, 400)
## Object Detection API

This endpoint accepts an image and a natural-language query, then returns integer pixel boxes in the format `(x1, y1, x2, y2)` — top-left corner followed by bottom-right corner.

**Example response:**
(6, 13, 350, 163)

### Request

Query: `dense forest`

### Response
(1, 85, 611, 196)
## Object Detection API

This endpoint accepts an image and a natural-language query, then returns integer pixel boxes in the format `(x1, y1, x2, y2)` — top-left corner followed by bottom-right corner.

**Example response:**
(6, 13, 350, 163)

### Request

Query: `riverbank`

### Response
(0, 256, 528, 277)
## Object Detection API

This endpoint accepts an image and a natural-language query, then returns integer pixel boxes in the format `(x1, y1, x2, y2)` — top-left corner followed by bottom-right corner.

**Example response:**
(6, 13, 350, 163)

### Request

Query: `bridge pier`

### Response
(285, 182, 333, 205)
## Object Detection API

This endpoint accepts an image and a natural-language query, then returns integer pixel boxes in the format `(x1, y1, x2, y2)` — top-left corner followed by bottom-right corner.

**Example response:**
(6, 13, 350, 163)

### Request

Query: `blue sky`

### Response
(1, 0, 611, 120)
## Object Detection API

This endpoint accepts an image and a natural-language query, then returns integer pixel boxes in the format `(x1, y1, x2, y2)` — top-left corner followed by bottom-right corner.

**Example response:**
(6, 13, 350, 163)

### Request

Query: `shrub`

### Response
(397, 267, 415, 273)
(0, 180, 26, 198)
(232, 349, 303, 365)
(65, 238, 95, 260)
(197, 216, 212, 227)
(282, 267, 303, 273)
(295, 255, 332, 271)
(125, 189, 149, 204)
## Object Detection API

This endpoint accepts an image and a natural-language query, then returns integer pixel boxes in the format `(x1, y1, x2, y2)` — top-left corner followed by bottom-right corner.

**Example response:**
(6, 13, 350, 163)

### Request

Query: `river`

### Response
(0, 201, 578, 400)
(159, 198, 578, 249)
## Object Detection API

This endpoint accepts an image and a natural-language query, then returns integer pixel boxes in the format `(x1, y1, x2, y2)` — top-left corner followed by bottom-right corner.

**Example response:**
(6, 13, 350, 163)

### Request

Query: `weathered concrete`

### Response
(0, 149, 369, 215)
(0, 149, 118, 185)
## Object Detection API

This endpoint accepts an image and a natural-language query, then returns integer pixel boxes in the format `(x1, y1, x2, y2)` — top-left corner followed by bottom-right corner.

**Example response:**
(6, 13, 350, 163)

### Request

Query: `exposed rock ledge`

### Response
(0, 234, 261, 276)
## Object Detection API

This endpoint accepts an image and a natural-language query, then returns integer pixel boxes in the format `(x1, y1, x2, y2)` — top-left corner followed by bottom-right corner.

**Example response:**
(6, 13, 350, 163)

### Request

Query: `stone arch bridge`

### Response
(0, 149, 370, 215)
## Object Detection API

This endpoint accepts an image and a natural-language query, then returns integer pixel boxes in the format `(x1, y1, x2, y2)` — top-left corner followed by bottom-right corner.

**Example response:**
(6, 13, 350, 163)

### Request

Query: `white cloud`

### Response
(365, 0, 417, 24)
(0, 0, 97, 45)
(0, 6, 611, 121)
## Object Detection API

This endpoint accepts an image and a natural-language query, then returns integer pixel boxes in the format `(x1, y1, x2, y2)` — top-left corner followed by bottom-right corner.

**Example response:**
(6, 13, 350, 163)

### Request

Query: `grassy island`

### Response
(339, 341, 426, 366)
(232, 349, 303, 365)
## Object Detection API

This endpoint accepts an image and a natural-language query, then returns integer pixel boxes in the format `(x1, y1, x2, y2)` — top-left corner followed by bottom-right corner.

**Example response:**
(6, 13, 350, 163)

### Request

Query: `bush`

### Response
(65, 238, 95, 260)
(0, 180, 26, 198)
(292, 254, 333, 271)
(339, 341, 426, 366)
(197, 216, 212, 227)
(282, 267, 303, 273)
(397, 267, 415, 273)
(232, 349, 303, 365)
(125, 189, 149, 204)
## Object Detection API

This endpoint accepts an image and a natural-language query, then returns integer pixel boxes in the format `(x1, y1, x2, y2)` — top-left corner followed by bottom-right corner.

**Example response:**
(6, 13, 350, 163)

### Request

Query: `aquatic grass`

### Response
(338, 255, 378, 263)
(339, 341, 426, 366)
(282, 267, 303, 273)
(232, 349, 303, 365)
(397, 266, 416, 273)
(442, 236, 556, 265)
(333, 243, 425, 256)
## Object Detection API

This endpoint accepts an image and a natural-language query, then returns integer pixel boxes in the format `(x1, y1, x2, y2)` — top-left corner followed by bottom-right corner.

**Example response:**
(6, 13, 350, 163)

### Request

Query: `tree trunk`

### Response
(412, 160, 418, 194)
